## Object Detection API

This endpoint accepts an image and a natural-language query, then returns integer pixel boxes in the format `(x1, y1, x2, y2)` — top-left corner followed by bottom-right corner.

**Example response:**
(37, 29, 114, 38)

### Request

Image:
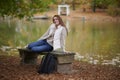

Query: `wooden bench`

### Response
(18, 49, 75, 74)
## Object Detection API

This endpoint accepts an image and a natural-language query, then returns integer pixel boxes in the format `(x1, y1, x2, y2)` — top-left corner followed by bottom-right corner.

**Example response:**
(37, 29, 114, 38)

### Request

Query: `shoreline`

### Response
(35, 10, 120, 22)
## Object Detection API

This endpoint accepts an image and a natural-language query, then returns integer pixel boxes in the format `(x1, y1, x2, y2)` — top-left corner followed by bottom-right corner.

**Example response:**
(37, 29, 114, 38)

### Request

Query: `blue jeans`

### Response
(27, 40, 53, 52)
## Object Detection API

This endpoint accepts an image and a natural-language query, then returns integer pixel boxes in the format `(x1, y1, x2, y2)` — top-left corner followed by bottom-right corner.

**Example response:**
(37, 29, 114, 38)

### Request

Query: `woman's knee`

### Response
(27, 43, 32, 49)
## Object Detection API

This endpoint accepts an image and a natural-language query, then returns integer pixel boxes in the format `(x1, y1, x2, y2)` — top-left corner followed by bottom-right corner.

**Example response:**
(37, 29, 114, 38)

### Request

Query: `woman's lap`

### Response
(28, 40, 45, 49)
(31, 45, 53, 52)
(27, 40, 53, 52)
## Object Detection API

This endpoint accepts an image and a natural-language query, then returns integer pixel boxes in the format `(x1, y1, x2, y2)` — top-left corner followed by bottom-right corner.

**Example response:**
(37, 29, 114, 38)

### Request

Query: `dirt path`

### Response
(0, 55, 120, 80)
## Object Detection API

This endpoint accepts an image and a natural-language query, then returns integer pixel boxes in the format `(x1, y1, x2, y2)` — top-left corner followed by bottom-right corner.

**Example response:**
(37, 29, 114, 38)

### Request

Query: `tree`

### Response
(71, 0, 76, 10)
(92, 0, 96, 12)
(0, 0, 56, 18)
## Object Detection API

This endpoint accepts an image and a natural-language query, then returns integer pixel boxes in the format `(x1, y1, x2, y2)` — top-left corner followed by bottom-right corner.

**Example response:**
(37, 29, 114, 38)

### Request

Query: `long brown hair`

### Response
(52, 15, 68, 34)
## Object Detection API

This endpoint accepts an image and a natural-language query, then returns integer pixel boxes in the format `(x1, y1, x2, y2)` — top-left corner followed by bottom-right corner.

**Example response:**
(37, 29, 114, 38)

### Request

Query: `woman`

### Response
(27, 15, 68, 52)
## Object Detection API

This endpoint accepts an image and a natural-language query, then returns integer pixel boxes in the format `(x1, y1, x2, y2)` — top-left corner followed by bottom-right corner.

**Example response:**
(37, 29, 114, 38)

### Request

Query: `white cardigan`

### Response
(38, 24, 67, 51)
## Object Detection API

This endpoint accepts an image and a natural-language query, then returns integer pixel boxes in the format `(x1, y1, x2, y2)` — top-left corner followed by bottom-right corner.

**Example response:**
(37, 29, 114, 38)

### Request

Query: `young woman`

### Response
(27, 15, 68, 52)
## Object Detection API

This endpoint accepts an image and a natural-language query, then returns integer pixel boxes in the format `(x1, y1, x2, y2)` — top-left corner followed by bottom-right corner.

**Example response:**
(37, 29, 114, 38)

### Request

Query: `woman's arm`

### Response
(60, 27, 67, 51)
(37, 24, 54, 40)
(38, 28, 50, 40)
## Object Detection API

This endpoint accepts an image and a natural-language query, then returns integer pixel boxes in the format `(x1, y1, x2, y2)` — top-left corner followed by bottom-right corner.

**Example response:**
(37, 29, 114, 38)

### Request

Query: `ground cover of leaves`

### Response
(0, 55, 120, 80)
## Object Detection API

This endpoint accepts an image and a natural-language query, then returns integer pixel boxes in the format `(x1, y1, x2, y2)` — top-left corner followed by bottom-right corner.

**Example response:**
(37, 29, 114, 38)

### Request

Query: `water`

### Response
(0, 18, 120, 66)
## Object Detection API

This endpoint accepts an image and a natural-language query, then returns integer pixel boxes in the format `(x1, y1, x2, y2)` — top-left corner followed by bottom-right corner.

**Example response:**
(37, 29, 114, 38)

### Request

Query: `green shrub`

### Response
(107, 4, 120, 16)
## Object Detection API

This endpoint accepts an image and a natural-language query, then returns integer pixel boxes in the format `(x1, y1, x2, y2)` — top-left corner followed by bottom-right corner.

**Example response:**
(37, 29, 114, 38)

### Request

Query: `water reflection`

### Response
(0, 18, 120, 66)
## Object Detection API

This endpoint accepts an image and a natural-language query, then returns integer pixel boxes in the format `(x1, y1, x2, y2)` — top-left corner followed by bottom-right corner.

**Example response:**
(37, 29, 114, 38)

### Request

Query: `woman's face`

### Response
(53, 17, 60, 26)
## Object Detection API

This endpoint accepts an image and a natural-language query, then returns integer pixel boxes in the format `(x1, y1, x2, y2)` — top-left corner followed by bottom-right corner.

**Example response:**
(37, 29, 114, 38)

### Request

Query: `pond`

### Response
(0, 17, 120, 67)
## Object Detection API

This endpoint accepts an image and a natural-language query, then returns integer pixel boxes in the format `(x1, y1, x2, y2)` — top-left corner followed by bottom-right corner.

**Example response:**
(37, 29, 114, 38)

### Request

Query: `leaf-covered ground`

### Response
(0, 55, 120, 80)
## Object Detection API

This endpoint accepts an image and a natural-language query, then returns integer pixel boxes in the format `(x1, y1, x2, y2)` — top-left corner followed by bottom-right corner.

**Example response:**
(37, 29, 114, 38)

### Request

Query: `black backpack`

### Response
(37, 53, 57, 74)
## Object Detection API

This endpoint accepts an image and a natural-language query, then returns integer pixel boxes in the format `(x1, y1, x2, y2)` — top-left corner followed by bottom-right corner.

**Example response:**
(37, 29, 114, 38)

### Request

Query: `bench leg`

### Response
(19, 50, 38, 64)
(57, 63, 72, 74)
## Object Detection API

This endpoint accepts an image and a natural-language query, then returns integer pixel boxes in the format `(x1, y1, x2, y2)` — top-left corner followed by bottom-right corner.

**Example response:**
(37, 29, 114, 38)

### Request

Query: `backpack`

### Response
(37, 53, 57, 74)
